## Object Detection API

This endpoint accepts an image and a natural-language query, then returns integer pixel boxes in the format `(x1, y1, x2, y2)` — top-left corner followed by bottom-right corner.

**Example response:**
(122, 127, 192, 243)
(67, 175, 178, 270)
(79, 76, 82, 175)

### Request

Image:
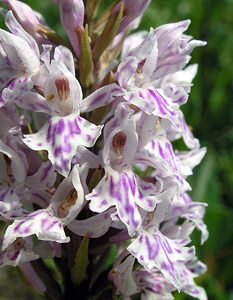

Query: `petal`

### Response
(87, 167, 142, 237)
(178, 262, 208, 300)
(109, 254, 138, 297)
(0, 187, 22, 219)
(68, 209, 114, 238)
(0, 105, 20, 136)
(116, 0, 150, 33)
(169, 64, 198, 86)
(49, 164, 85, 224)
(0, 140, 27, 182)
(123, 88, 177, 123)
(0, 238, 39, 267)
(121, 31, 147, 58)
(80, 84, 123, 113)
(4, 0, 40, 34)
(167, 198, 208, 244)
(128, 230, 194, 289)
(15, 91, 51, 114)
(177, 147, 206, 176)
(40, 44, 53, 69)
(155, 20, 191, 53)
(117, 56, 138, 89)
(136, 137, 180, 177)
(72, 146, 101, 168)
(127, 28, 158, 79)
(5, 11, 39, 57)
(3, 209, 70, 250)
(21, 189, 51, 209)
(54, 45, 75, 75)
(136, 176, 164, 211)
(1, 76, 33, 108)
(178, 112, 200, 149)
(0, 26, 39, 76)
(25, 161, 56, 190)
(134, 269, 174, 300)
(152, 20, 206, 80)
(19, 262, 46, 294)
(23, 114, 103, 176)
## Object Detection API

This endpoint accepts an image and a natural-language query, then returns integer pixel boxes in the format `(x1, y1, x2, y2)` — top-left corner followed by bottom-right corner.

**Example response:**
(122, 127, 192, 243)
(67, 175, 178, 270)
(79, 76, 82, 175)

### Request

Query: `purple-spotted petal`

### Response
(177, 147, 206, 176)
(0, 20, 39, 76)
(117, 56, 139, 89)
(3, 209, 69, 250)
(15, 91, 51, 114)
(134, 269, 174, 300)
(0, 187, 22, 219)
(1, 76, 33, 108)
(168, 111, 200, 149)
(72, 146, 100, 168)
(123, 88, 178, 123)
(128, 229, 194, 289)
(54, 45, 75, 75)
(166, 198, 208, 244)
(87, 167, 142, 237)
(5, 10, 39, 58)
(25, 161, 56, 191)
(80, 84, 123, 113)
(152, 20, 206, 80)
(23, 114, 103, 176)
(0, 238, 39, 267)
(121, 31, 147, 59)
(135, 137, 180, 177)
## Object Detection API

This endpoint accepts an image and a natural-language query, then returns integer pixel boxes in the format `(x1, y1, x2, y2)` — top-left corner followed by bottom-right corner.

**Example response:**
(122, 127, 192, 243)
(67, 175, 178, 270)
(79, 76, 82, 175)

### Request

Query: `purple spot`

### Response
(146, 235, 158, 260)
(100, 199, 107, 207)
(54, 146, 62, 157)
(158, 144, 165, 159)
(56, 119, 65, 134)
(93, 93, 106, 104)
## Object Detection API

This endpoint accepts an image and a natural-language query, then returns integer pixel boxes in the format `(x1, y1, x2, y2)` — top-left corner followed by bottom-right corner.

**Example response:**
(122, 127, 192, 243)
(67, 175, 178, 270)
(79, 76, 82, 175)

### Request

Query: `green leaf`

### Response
(71, 234, 89, 285)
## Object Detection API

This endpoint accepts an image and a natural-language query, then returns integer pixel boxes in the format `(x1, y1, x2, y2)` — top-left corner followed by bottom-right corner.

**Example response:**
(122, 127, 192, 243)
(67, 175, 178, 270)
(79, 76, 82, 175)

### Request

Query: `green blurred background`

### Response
(0, 0, 233, 299)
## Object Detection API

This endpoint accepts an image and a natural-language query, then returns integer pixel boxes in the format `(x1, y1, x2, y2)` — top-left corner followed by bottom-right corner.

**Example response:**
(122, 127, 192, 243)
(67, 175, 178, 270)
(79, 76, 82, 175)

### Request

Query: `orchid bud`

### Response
(3, 0, 40, 34)
(59, 0, 84, 31)
(59, 0, 84, 55)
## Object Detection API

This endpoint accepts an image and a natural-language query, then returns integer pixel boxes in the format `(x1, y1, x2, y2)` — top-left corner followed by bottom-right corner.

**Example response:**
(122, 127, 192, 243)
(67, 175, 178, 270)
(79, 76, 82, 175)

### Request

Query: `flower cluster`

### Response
(0, 0, 208, 299)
